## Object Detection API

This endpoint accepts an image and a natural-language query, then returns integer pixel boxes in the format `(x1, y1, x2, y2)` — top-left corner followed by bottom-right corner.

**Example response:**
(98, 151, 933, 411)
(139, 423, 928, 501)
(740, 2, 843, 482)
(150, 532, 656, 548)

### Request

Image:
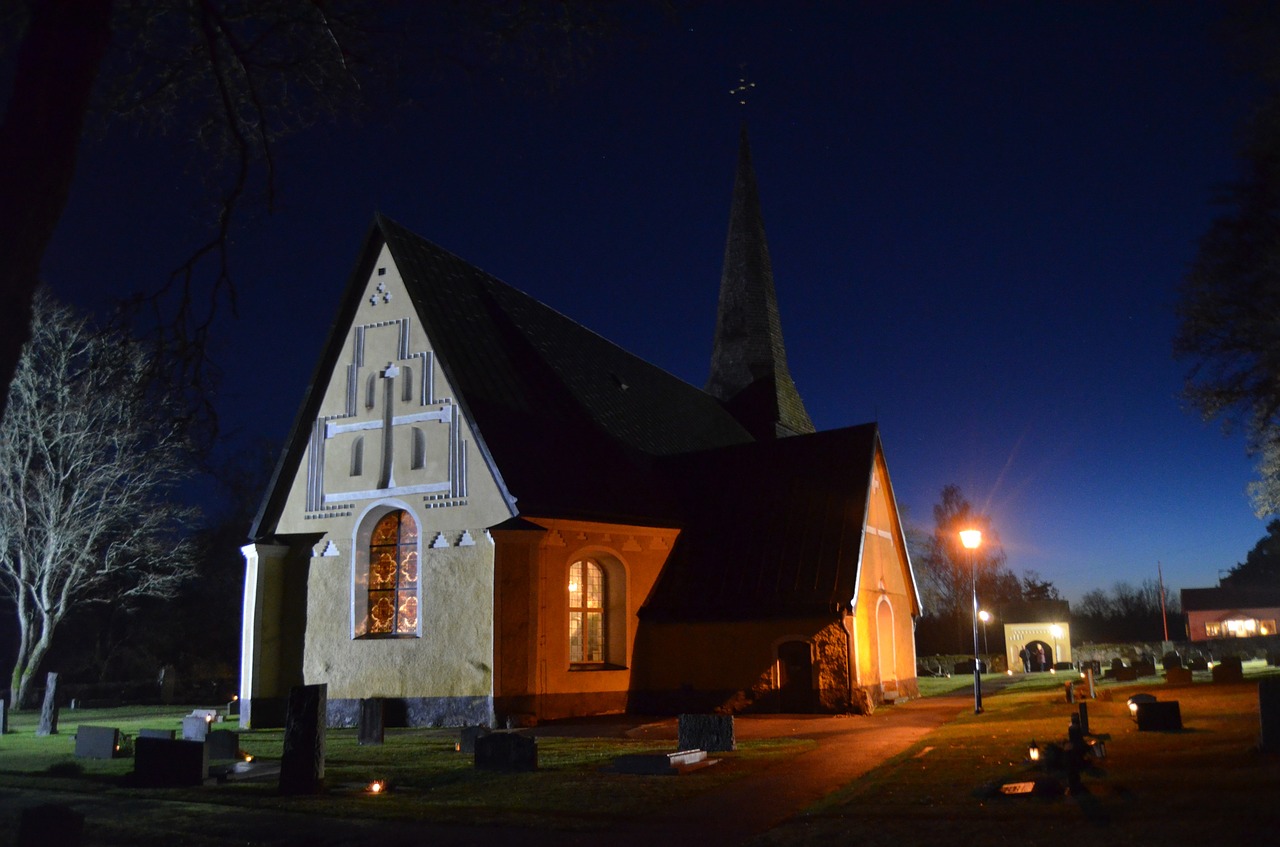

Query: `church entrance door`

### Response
(778, 640, 815, 713)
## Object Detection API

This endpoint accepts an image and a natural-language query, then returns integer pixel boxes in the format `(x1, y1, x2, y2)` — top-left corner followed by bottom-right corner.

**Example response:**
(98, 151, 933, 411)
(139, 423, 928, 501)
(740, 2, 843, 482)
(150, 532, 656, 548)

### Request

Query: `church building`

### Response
(239, 129, 922, 728)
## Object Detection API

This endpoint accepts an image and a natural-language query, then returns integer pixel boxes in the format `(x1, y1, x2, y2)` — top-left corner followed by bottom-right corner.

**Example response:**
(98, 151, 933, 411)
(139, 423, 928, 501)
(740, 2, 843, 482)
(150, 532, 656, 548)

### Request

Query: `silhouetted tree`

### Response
(1072, 579, 1181, 642)
(1021, 570, 1061, 601)
(0, 1, 646, 424)
(1222, 518, 1280, 587)
(1174, 4, 1280, 515)
(916, 485, 1017, 651)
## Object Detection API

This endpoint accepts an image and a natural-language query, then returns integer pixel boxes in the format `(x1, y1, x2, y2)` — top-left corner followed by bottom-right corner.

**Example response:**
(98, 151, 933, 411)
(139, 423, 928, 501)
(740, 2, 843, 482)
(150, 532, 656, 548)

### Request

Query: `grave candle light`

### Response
(367, 779, 386, 794)
(1028, 740, 1041, 762)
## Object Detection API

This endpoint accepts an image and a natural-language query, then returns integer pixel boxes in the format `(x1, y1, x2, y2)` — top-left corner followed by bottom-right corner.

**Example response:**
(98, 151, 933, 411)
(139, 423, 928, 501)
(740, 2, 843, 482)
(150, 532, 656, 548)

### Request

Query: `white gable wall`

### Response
(247, 246, 513, 726)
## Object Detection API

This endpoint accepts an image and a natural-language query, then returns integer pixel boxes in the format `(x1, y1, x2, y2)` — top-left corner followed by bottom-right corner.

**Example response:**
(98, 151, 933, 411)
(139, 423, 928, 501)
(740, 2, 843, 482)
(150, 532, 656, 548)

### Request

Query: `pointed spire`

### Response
(705, 125, 814, 439)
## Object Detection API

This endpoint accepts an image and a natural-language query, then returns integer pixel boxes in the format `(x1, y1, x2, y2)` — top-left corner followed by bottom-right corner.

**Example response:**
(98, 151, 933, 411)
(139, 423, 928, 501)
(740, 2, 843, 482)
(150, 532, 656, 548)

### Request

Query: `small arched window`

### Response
(350, 436, 364, 476)
(367, 509, 419, 635)
(410, 427, 426, 470)
(568, 559, 605, 664)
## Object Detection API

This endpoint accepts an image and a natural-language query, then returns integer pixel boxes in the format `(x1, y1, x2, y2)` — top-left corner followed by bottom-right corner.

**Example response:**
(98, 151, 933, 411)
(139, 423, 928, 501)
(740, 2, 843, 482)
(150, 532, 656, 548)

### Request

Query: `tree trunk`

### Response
(0, 0, 114, 421)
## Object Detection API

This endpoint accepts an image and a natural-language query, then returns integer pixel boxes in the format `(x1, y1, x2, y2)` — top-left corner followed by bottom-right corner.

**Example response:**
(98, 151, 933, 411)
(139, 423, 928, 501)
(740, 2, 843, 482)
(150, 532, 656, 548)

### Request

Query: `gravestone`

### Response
(678, 713, 736, 753)
(1, 698, 8, 734)
(182, 714, 212, 742)
(1077, 702, 1090, 735)
(208, 729, 240, 760)
(279, 683, 327, 795)
(138, 728, 176, 740)
(1084, 667, 1097, 698)
(1136, 701, 1183, 731)
(358, 697, 384, 746)
(474, 731, 537, 771)
(133, 737, 209, 787)
(1132, 660, 1157, 677)
(458, 725, 491, 754)
(1165, 667, 1193, 685)
(1162, 652, 1183, 670)
(16, 803, 83, 847)
(1112, 666, 1138, 681)
(1110, 657, 1126, 670)
(36, 672, 59, 736)
(1213, 656, 1244, 683)
(74, 725, 120, 759)
(1260, 678, 1280, 752)
(1268, 651, 1280, 667)
(159, 665, 176, 705)
(614, 749, 709, 775)
(1186, 657, 1209, 671)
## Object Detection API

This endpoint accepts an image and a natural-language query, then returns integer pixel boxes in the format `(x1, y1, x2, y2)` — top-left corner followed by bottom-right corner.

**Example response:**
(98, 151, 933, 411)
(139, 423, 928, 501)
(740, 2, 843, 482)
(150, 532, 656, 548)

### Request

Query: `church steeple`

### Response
(705, 125, 814, 440)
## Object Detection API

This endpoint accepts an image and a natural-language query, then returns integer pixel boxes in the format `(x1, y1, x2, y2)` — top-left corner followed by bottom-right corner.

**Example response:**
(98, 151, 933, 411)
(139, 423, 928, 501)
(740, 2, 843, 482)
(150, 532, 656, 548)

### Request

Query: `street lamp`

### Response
(959, 528, 983, 714)
(978, 609, 991, 655)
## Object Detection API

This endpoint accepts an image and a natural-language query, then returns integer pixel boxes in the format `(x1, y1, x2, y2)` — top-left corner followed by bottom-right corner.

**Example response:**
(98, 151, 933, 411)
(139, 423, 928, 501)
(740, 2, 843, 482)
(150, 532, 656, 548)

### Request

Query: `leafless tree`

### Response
(0, 290, 198, 707)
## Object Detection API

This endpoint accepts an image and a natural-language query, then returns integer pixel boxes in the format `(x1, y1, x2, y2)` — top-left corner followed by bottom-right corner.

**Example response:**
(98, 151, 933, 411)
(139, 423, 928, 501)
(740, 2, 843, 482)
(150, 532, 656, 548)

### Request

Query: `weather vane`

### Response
(729, 64, 756, 107)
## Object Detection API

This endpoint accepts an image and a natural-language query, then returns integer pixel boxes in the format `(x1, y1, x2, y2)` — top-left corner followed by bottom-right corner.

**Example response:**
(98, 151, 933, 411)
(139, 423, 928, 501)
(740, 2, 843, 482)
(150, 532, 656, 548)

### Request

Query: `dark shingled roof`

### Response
(1181, 586, 1280, 611)
(998, 600, 1072, 623)
(642, 424, 881, 621)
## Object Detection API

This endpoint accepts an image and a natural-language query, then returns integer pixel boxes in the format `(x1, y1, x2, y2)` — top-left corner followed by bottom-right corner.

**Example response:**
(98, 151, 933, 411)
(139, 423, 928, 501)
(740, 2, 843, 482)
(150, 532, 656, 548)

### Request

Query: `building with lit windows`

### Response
(239, 130, 922, 728)
(1181, 587, 1280, 642)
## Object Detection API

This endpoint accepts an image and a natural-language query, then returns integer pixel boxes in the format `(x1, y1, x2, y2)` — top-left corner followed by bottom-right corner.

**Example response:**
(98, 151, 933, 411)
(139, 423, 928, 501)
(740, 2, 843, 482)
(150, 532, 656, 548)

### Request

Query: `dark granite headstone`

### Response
(1132, 660, 1157, 677)
(474, 731, 537, 771)
(1260, 678, 1280, 752)
(1162, 652, 1183, 670)
(74, 725, 120, 759)
(1136, 701, 1183, 731)
(1112, 666, 1138, 681)
(1186, 657, 1209, 671)
(139, 728, 175, 740)
(678, 713, 736, 753)
(17, 803, 83, 847)
(208, 729, 240, 760)
(1268, 651, 1280, 667)
(1110, 657, 1126, 670)
(1165, 667, 1193, 685)
(36, 672, 59, 736)
(133, 737, 209, 787)
(279, 683, 326, 795)
(459, 725, 491, 754)
(1077, 702, 1090, 735)
(358, 698, 384, 746)
(1213, 657, 1244, 683)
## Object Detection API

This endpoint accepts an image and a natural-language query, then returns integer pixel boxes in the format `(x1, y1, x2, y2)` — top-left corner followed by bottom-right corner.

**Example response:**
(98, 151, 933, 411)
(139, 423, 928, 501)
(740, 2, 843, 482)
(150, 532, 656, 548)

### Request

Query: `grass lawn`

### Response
(754, 662, 1280, 846)
(2, 664, 1278, 844)
(0, 704, 808, 841)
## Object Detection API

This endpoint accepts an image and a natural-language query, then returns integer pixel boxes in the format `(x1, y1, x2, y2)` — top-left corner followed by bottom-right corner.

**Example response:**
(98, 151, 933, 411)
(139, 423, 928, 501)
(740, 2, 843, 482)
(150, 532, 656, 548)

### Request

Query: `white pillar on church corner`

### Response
(240, 542, 290, 729)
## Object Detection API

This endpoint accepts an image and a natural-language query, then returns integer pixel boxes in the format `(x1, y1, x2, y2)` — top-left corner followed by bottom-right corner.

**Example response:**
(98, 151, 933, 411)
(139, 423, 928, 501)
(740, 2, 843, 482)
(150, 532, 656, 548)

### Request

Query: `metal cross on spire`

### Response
(729, 64, 756, 106)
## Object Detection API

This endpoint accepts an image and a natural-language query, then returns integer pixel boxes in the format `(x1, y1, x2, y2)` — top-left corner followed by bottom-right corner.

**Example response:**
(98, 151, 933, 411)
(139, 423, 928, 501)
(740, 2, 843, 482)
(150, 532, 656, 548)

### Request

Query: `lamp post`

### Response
(959, 528, 983, 714)
(978, 610, 991, 655)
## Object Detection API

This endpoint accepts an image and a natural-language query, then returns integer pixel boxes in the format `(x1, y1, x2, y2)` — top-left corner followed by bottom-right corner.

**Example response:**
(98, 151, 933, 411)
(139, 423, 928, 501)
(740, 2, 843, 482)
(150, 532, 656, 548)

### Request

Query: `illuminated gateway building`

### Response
(240, 130, 922, 728)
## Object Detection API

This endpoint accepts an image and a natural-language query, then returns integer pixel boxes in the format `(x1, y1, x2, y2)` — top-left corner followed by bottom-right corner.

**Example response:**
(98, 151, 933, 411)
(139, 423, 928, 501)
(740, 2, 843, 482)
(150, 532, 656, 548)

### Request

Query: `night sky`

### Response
(38, 2, 1268, 606)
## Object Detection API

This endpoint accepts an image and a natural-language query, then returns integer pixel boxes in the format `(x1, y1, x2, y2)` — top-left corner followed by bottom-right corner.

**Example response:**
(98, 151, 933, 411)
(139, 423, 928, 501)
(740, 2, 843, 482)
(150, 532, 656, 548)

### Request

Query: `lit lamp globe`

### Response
(959, 529, 982, 549)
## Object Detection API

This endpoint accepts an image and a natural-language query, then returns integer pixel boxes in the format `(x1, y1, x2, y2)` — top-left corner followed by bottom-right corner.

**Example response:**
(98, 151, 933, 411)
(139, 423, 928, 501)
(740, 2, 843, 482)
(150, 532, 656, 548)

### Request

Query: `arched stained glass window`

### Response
(568, 559, 604, 664)
(367, 509, 419, 635)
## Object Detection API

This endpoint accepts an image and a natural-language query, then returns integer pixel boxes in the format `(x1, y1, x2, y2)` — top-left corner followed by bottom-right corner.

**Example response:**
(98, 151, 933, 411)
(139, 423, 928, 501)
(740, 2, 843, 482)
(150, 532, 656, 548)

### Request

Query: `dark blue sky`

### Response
(41, 2, 1266, 605)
